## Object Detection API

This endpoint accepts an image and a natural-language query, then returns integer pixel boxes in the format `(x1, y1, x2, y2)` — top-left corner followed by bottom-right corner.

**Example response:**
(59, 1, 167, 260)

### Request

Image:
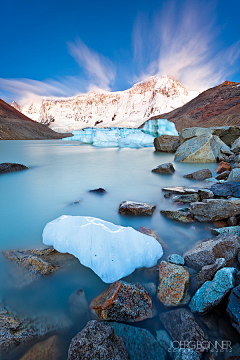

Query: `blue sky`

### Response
(0, 0, 240, 104)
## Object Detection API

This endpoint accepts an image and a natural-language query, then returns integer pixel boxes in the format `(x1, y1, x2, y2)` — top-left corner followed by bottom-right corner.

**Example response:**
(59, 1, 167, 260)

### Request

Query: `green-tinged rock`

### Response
(211, 225, 240, 236)
(160, 210, 195, 223)
(189, 267, 237, 314)
(172, 193, 200, 203)
(167, 254, 185, 265)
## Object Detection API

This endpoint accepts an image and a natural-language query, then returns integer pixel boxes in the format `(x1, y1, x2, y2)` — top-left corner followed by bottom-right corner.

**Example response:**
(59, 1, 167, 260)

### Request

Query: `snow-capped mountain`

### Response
(12, 76, 199, 133)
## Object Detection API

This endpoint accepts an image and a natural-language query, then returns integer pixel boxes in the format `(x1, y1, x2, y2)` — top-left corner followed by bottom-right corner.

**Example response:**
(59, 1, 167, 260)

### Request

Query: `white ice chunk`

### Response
(42, 215, 163, 283)
(118, 132, 154, 148)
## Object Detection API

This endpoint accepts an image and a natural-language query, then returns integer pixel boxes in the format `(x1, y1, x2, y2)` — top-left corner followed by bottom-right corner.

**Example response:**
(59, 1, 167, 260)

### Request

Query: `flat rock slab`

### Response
(162, 186, 199, 195)
(189, 198, 240, 221)
(119, 201, 156, 215)
(106, 322, 167, 360)
(227, 285, 240, 335)
(67, 320, 128, 360)
(184, 234, 240, 270)
(160, 210, 195, 223)
(0, 163, 28, 174)
(184, 169, 212, 180)
(189, 267, 237, 315)
(152, 163, 175, 174)
(89, 281, 155, 322)
(210, 182, 240, 197)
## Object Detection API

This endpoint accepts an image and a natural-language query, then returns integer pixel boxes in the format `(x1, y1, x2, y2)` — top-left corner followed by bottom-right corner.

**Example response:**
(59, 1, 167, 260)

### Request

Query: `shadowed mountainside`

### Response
(150, 81, 240, 131)
(0, 99, 72, 140)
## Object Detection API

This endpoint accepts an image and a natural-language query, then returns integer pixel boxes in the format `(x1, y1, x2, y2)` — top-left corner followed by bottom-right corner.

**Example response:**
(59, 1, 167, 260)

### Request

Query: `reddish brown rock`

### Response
(20, 336, 61, 360)
(215, 161, 232, 174)
(138, 226, 168, 250)
(89, 281, 155, 322)
(119, 201, 156, 215)
(213, 220, 227, 228)
(157, 261, 190, 306)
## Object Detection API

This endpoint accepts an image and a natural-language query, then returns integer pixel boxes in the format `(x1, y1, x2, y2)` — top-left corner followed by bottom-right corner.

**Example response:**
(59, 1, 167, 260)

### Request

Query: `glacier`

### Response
(62, 119, 178, 148)
(42, 215, 163, 283)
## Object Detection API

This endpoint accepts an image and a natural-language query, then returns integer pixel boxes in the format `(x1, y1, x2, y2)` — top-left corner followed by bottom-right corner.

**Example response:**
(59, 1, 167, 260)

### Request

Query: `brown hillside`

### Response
(0, 99, 72, 140)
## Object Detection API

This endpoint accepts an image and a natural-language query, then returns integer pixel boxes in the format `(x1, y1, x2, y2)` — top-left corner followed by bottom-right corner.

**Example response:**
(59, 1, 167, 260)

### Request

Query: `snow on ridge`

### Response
(13, 75, 199, 133)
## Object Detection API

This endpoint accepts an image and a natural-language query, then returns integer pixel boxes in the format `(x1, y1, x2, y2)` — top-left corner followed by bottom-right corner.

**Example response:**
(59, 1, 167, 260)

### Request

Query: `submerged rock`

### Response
(210, 181, 240, 197)
(215, 161, 232, 174)
(189, 267, 237, 314)
(160, 308, 208, 357)
(154, 135, 180, 153)
(67, 320, 128, 360)
(157, 261, 190, 306)
(167, 254, 185, 265)
(152, 163, 175, 174)
(119, 200, 156, 215)
(172, 193, 199, 203)
(196, 258, 226, 286)
(43, 216, 163, 283)
(106, 322, 167, 360)
(183, 234, 240, 270)
(160, 210, 195, 223)
(138, 226, 168, 250)
(89, 188, 106, 194)
(19, 335, 61, 360)
(69, 289, 90, 320)
(183, 169, 212, 180)
(89, 281, 155, 322)
(189, 198, 240, 221)
(0, 162, 28, 174)
(227, 285, 240, 335)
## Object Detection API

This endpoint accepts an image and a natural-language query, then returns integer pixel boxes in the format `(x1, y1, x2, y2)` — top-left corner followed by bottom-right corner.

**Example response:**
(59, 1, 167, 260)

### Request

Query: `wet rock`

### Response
(164, 192, 171, 198)
(228, 168, 240, 182)
(227, 216, 238, 226)
(0, 162, 28, 174)
(183, 234, 240, 270)
(211, 225, 240, 236)
(89, 188, 106, 194)
(162, 186, 198, 195)
(2, 248, 77, 288)
(69, 289, 90, 320)
(167, 254, 185, 266)
(215, 170, 230, 180)
(154, 135, 180, 153)
(160, 308, 208, 358)
(189, 198, 240, 221)
(89, 281, 155, 322)
(68, 199, 82, 206)
(211, 181, 240, 197)
(174, 134, 232, 163)
(215, 161, 232, 174)
(106, 322, 167, 360)
(189, 267, 237, 314)
(160, 210, 195, 223)
(67, 320, 128, 360)
(231, 137, 240, 153)
(0, 303, 72, 356)
(172, 193, 200, 203)
(227, 285, 240, 335)
(157, 261, 190, 307)
(152, 163, 175, 174)
(184, 169, 212, 180)
(142, 282, 157, 297)
(196, 258, 226, 286)
(19, 335, 61, 360)
(138, 226, 168, 250)
(119, 201, 156, 215)
(198, 189, 214, 200)
(173, 349, 200, 360)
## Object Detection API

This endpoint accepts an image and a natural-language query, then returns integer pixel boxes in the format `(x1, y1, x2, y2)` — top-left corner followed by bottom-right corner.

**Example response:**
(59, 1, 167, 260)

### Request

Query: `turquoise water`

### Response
(0, 140, 223, 359)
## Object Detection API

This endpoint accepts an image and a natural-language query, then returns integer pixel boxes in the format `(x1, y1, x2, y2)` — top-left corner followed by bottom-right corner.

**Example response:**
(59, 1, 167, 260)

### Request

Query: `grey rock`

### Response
(211, 225, 240, 236)
(227, 216, 238, 226)
(184, 234, 240, 270)
(173, 349, 200, 360)
(234, 154, 240, 162)
(67, 320, 129, 360)
(172, 193, 200, 203)
(196, 258, 226, 286)
(215, 170, 230, 180)
(160, 308, 208, 358)
(0, 162, 28, 174)
(228, 168, 240, 181)
(106, 322, 167, 360)
(152, 163, 175, 174)
(231, 137, 240, 153)
(183, 169, 212, 180)
(162, 186, 198, 195)
(198, 189, 214, 201)
(160, 210, 195, 223)
(119, 201, 156, 215)
(167, 254, 185, 265)
(189, 267, 237, 314)
(154, 135, 180, 153)
(189, 198, 240, 222)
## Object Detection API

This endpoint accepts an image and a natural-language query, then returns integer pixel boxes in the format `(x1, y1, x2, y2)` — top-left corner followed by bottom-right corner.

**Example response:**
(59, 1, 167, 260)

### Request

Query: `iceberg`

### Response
(42, 215, 163, 283)
(141, 119, 178, 137)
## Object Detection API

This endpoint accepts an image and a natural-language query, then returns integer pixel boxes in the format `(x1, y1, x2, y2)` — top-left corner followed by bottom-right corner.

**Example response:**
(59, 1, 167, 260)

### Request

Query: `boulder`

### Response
(19, 335, 61, 360)
(160, 308, 208, 358)
(215, 170, 230, 180)
(227, 285, 240, 335)
(152, 163, 175, 174)
(231, 137, 240, 153)
(183, 169, 212, 180)
(215, 161, 232, 174)
(67, 320, 128, 360)
(138, 226, 168, 250)
(183, 234, 240, 270)
(154, 135, 180, 153)
(211, 225, 240, 236)
(89, 281, 155, 322)
(188, 198, 240, 221)
(189, 267, 237, 314)
(228, 168, 240, 181)
(162, 186, 198, 195)
(119, 201, 156, 215)
(0, 162, 28, 174)
(167, 254, 185, 266)
(196, 258, 226, 286)
(211, 181, 240, 197)
(172, 194, 200, 203)
(160, 210, 195, 223)
(106, 322, 167, 360)
(89, 188, 106, 194)
(174, 134, 232, 163)
(157, 261, 190, 306)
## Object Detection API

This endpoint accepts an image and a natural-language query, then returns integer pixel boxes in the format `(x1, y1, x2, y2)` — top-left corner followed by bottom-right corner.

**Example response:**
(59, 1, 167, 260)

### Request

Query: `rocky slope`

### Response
(13, 76, 198, 133)
(0, 99, 71, 140)
(152, 81, 240, 131)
